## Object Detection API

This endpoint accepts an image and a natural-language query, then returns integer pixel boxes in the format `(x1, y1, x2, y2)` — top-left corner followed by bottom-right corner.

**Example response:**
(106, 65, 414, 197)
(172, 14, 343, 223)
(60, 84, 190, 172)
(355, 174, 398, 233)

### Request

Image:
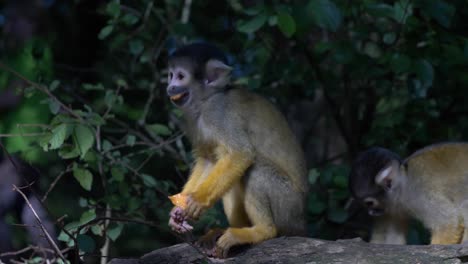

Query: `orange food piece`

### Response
(170, 93, 183, 101)
(168, 193, 188, 209)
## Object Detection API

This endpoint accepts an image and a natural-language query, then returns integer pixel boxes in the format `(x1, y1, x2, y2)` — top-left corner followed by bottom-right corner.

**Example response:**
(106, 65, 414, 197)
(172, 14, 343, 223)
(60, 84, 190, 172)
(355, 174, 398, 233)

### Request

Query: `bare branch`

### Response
(41, 165, 73, 202)
(12, 185, 66, 262)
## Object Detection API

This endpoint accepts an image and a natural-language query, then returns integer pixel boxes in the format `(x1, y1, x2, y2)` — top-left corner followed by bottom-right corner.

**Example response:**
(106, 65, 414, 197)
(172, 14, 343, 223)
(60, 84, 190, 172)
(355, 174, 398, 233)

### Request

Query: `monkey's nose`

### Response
(167, 86, 176, 93)
(363, 197, 378, 208)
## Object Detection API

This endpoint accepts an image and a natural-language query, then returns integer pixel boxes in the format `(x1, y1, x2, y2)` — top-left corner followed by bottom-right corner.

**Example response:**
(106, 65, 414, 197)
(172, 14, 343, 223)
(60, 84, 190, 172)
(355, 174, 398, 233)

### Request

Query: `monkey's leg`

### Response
(430, 218, 464, 244)
(214, 165, 280, 258)
(215, 194, 277, 258)
(198, 182, 251, 256)
(197, 183, 250, 256)
(371, 215, 408, 244)
(222, 182, 250, 228)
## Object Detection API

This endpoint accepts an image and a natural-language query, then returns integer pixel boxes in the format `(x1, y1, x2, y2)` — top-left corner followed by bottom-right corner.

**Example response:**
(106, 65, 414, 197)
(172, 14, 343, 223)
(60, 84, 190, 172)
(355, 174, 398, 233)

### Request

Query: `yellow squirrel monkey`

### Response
(166, 43, 308, 258)
(349, 143, 468, 245)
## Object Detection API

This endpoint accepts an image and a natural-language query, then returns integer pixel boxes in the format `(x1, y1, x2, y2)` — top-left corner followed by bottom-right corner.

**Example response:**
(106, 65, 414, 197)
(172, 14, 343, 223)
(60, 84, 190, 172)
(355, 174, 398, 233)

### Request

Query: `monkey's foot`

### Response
(214, 229, 240, 258)
(196, 228, 225, 257)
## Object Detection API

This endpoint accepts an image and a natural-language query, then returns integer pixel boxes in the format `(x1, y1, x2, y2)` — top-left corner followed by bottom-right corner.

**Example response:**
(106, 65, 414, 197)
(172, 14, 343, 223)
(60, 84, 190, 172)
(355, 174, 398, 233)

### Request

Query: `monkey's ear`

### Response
(205, 59, 232, 87)
(375, 163, 398, 191)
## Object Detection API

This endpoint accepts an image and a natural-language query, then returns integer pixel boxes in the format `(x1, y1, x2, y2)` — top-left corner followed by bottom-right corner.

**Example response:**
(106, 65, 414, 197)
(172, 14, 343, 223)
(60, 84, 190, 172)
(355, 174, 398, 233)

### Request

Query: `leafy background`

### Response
(1, 0, 467, 262)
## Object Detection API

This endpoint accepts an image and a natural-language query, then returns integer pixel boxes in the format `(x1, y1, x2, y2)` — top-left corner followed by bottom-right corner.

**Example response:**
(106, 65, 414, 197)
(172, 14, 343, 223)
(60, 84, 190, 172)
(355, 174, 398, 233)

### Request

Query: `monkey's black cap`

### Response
(349, 147, 402, 198)
(169, 42, 229, 66)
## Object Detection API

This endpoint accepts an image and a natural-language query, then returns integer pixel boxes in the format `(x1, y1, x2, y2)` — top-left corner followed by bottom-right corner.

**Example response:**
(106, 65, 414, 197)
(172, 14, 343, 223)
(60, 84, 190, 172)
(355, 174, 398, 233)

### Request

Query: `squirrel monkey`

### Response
(349, 143, 468, 245)
(166, 43, 308, 258)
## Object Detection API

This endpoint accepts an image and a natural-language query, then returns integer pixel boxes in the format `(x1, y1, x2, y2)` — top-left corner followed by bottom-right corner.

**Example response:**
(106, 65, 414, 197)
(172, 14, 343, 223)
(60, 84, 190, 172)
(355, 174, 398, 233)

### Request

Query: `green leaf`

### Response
(414, 59, 434, 89)
(106, 0, 121, 17)
(126, 135, 136, 146)
(74, 125, 95, 159)
(237, 14, 268, 34)
(111, 167, 125, 182)
(383, 32, 396, 45)
(327, 208, 348, 223)
(98, 25, 114, 40)
(141, 174, 157, 187)
(365, 3, 394, 17)
(77, 234, 96, 253)
(307, 0, 343, 32)
(419, 0, 454, 28)
(91, 225, 103, 236)
(107, 223, 124, 241)
(73, 166, 93, 191)
(308, 169, 320, 184)
(48, 99, 60, 115)
(122, 13, 139, 25)
(58, 145, 80, 159)
(79, 209, 96, 225)
(393, 0, 413, 24)
(332, 174, 348, 189)
(363, 42, 382, 58)
(268, 15, 278, 26)
(49, 124, 70, 150)
(104, 90, 120, 108)
(102, 140, 112, 152)
(129, 40, 144, 55)
(147, 124, 171, 136)
(308, 194, 326, 215)
(58, 230, 73, 243)
(277, 12, 296, 38)
(49, 80, 60, 91)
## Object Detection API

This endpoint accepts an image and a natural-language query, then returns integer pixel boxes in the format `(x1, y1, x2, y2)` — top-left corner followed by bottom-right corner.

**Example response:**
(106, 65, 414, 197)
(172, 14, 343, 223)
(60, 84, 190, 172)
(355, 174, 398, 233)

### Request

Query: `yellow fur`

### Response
(430, 218, 464, 244)
(181, 158, 210, 194)
(222, 183, 250, 227)
(190, 145, 253, 207)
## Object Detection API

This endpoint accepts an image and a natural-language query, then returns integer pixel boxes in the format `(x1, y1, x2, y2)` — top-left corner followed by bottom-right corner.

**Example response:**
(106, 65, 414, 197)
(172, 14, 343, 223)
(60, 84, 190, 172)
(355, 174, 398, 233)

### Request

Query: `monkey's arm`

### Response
(186, 148, 253, 219)
(181, 158, 210, 194)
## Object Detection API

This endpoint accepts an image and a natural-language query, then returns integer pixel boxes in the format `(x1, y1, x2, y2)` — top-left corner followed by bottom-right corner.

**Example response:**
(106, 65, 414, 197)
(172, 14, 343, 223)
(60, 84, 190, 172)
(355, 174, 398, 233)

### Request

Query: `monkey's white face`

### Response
(167, 66, 193, 106)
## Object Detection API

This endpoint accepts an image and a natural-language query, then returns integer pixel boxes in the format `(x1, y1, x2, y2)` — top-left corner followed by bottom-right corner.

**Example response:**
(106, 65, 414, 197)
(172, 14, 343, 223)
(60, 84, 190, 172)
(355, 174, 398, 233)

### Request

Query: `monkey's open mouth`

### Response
(170, 92, 190, 105)
(368, 208, 384, 216)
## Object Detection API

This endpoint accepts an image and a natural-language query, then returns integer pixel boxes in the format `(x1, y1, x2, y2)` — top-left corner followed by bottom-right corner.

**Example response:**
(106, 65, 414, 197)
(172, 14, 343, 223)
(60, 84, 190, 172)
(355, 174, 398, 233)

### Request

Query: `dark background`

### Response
(1, 0, 467, 262)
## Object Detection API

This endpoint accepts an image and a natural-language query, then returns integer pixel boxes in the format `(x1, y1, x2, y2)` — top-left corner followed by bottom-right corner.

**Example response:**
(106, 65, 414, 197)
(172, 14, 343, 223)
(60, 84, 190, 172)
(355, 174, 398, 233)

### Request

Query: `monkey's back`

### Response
(217, 88, 308, 193)
(405, 142, 468, 203)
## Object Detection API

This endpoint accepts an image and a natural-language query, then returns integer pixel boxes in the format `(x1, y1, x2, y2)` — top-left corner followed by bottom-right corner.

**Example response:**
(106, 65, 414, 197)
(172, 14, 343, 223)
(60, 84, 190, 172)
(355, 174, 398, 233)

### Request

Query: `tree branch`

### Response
(12, 184, 66, 262)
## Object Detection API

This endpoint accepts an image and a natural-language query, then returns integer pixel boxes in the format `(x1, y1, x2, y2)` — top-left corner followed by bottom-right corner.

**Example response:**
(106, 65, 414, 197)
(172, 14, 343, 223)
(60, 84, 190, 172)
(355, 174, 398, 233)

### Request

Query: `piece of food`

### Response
(168, 193, 188, 209)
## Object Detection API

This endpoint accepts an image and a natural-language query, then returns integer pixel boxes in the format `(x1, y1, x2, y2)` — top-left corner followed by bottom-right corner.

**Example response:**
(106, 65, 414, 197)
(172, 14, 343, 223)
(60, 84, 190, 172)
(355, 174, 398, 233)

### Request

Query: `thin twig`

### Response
(12, 185, 66, 262)
(138, 83, 157, 126)
(0, 132, 46, 138)
(103, 84, 123, 119)
(41, 165, 73, 202)
(76, 216, 159, 235)
(0, 246, 33, 257)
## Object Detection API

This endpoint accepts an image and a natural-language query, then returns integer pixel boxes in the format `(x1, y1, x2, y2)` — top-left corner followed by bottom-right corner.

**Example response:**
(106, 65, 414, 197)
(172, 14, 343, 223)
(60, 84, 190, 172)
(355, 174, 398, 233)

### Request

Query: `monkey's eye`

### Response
(169, 72, 173, 79)
(177, 73, 185, 80)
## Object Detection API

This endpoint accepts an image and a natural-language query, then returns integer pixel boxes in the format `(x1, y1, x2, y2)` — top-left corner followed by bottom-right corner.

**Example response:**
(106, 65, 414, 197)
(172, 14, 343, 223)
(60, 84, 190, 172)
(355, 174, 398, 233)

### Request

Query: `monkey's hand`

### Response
(168, 206, 193, 233)
(185, 194, 210, 220)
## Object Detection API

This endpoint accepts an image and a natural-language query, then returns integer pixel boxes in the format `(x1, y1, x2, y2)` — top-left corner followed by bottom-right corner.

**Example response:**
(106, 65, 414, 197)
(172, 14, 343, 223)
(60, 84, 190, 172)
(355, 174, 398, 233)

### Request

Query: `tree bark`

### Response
(108, 237, 468, 264)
